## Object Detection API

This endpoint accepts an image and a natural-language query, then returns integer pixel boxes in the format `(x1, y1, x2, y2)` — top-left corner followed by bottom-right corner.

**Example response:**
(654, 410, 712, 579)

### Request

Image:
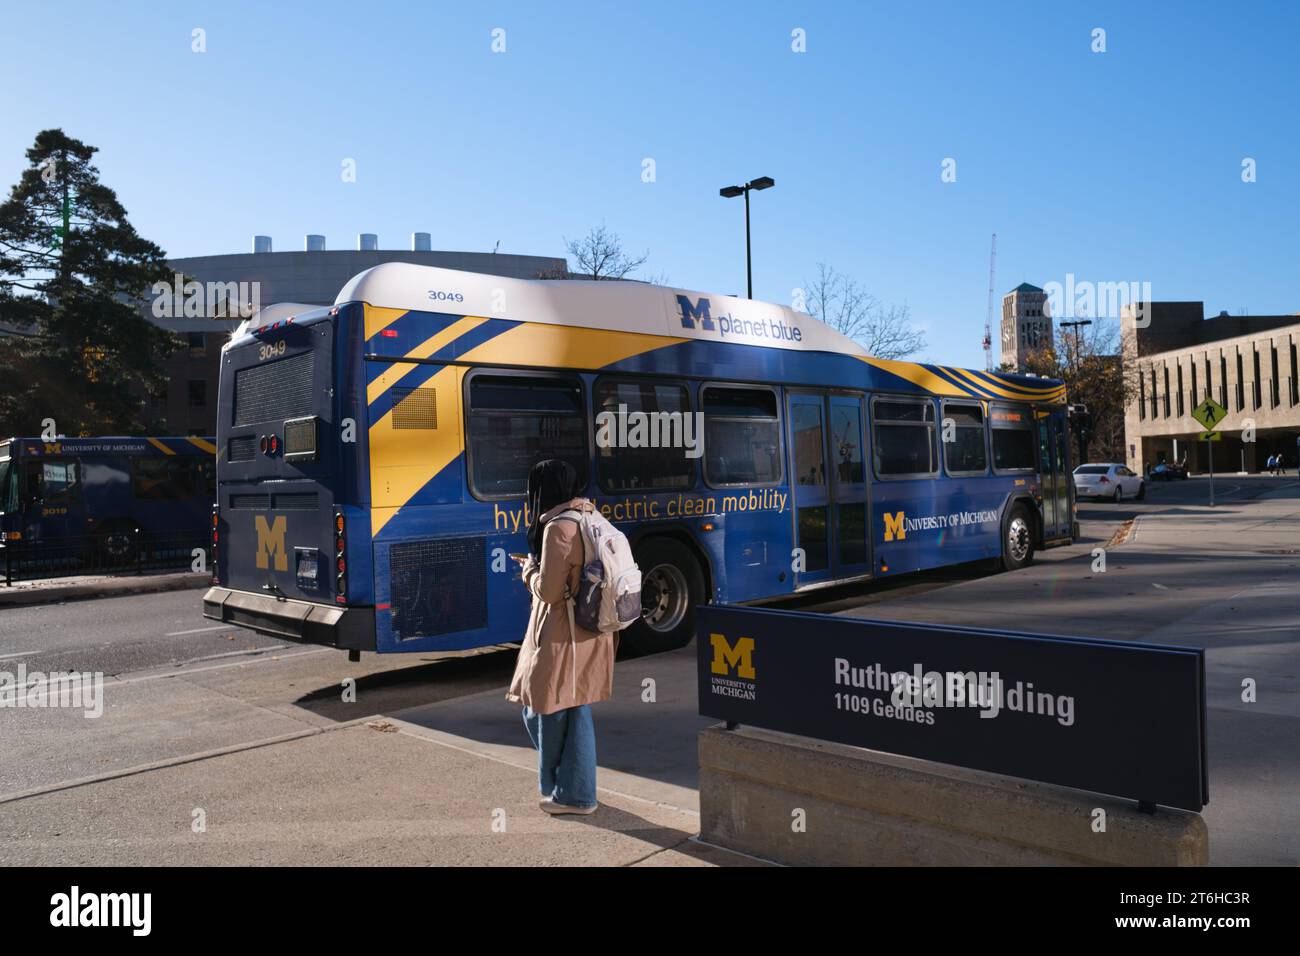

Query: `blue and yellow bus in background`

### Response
(0, 435, 216, 566)
(204, 264, 1074, 658)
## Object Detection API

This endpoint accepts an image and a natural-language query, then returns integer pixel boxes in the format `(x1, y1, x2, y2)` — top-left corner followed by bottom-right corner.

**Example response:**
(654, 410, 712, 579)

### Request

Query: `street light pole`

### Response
(720, 176, 774, 298)
(1059, 319, 1092, 464)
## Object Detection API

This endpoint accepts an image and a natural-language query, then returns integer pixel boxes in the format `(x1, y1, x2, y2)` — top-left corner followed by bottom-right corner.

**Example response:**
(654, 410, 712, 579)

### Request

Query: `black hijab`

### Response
(525, 459, 582, 557)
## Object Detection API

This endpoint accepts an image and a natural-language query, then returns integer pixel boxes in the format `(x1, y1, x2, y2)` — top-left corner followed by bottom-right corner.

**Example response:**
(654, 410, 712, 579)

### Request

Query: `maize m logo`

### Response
(254, 515, 288, 571)
(676, 295, 803, 343)
(709, 633, 758, 701)
(883, 511, 907, 542)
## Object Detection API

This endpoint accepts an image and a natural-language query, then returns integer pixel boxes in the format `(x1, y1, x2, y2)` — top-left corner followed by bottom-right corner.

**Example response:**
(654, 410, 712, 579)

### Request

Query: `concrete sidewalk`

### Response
(1, 487, 1294, 865)
(0, 570, 208, 608)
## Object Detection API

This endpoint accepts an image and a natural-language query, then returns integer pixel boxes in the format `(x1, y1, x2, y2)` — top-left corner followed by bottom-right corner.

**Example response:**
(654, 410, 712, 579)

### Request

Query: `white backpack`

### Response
(560, 509, 642, 633)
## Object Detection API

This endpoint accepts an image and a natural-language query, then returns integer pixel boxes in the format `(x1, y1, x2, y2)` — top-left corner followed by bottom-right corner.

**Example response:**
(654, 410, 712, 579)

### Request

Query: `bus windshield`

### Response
(0, 458, 13, 513)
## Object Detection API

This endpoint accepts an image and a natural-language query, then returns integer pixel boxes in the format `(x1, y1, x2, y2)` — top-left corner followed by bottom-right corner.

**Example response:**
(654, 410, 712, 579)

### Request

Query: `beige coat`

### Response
(506, 498, 617, 715)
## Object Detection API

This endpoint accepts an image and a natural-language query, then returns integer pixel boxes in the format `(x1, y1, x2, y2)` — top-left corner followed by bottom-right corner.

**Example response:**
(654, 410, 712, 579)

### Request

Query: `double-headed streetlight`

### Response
(719, 176, 775, 298)
(1059, 319, 1092, 377)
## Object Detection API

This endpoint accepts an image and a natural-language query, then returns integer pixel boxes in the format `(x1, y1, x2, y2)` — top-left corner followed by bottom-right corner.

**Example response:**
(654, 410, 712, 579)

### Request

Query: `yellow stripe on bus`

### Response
(369, 366, 463, 537)
(146, 437, 175, 455)
(363, 305, 408, 340)
(186, 436, 217, 454)
(367, 324, 686, 538)
(948, 368, 1063, 402)
(366, 315, 490, 406)
(856, 357, 977, 398)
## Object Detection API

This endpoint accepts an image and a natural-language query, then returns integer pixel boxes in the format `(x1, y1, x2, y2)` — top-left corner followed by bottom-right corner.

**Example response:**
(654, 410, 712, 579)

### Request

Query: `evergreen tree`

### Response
(0, 128, 177, 436)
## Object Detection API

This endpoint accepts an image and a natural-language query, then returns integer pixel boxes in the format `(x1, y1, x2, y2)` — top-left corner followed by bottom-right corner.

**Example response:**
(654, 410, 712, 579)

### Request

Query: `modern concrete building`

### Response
(146, 235, 567, 434)
(999, 282, 1053, 370)
(1121, 302, 1300, 474)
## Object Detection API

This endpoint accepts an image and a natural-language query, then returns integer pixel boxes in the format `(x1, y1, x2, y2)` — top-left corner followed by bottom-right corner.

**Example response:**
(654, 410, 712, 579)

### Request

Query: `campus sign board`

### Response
(697, 605, 1208, 811)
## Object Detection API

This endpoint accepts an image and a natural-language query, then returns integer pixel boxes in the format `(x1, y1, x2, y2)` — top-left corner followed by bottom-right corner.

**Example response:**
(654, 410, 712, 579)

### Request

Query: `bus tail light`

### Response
(211, 506, 220, 584)
(334, 508, 347, 604)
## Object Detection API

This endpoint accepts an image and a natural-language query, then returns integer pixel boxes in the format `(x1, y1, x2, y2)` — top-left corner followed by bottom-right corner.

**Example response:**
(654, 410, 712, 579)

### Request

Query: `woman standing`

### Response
(507, 459, 617, 815)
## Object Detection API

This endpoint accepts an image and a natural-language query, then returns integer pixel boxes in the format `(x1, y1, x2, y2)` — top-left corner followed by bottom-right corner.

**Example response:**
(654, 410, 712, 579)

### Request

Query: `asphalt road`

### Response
(0, 474, 1294, 864)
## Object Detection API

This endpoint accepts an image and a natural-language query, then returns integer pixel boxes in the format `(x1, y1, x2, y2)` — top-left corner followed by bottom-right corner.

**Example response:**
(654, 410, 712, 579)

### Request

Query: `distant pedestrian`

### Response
(507, 459, 617, 815)
(1266, 454, 1278, 476)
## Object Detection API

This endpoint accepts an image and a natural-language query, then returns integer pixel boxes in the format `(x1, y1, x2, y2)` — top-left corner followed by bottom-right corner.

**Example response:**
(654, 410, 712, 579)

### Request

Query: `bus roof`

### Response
(330, 263, 1065, 402)
(336, 262, 867, 356)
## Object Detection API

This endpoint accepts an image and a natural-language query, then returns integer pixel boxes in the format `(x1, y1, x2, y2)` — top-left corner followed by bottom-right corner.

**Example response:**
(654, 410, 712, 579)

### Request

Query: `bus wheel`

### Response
(97, 524, 137, 568)
(623, 538, 705, 657)
(1000, 504, 1034, 572)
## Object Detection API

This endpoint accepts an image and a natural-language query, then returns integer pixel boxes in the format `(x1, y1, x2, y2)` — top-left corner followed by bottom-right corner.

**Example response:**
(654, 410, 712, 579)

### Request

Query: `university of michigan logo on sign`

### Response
(254, 515, 288, 571)
(707, 633, 758, 701)
(883, 511, 907, 542)
(710, 633, 756, 678)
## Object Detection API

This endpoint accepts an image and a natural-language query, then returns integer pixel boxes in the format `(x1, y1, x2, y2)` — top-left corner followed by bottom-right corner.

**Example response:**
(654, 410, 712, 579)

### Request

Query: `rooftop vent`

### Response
(412, 232, 431, 252)
(305, 234, 326, 252)
(358, 233, 378, 251)
(252, 235, 272, 254)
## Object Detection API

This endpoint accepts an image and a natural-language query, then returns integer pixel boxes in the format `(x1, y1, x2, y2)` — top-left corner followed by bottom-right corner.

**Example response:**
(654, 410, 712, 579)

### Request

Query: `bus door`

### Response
(1036, 410, 1070, 541)
(787, 391, 871, 586)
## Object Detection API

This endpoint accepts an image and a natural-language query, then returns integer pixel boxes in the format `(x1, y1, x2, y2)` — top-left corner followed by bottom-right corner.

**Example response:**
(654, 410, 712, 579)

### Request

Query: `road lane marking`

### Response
(163, 625, 234, 637)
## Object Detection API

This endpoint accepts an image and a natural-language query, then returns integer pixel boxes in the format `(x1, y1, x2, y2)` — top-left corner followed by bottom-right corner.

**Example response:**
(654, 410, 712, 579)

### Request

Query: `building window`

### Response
(187, 332, 206, 358)
(1220, 355, 1229, 408)
(1163, 366, 1171, 417)
(1176, 365, 1185, 417)
(188, 380, 206, 407)
(1291, 343, 1298, 407)
(1236, 353, 1245, 411)
(1190, 362, 1198, 412)
(1270, 345, 1280, 408)
(1252, 349, 1262, 410)
(1138, 368, 1147, 420)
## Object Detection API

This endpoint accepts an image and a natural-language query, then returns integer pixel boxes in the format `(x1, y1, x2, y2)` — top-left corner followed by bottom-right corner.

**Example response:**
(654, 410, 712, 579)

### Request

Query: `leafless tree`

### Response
(802, 263, 925, 359)
(559, 224, 649, 281)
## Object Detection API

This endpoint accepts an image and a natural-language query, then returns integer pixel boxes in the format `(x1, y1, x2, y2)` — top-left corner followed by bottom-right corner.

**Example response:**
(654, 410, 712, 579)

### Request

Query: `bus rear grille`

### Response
(229, 493, 272, 509)
(392, 387, 438, 429)
(228, 435, 257, 462)
(273, 493, 319, 510)
(234, 351, 315, 427)
(390, 536, 487, 640)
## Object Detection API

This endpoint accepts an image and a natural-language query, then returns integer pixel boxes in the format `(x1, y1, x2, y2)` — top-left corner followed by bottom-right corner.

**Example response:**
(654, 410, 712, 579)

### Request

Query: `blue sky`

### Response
(2, 0, 1296, 367)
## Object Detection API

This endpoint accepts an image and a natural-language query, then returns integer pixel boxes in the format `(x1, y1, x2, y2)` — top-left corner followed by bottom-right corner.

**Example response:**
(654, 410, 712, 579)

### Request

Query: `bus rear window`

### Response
(466, 374, 588, 498)
(233, 350, 315, 427)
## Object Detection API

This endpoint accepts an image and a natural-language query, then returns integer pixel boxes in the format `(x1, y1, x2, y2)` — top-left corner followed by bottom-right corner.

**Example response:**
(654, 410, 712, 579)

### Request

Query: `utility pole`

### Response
(983, 233, 996, 371)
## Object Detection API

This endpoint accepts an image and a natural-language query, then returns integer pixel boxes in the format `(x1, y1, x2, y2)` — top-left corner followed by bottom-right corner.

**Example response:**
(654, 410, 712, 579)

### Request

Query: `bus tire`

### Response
(999, 503, 1035, 572)
(97, 522, 137, 568)
(623, 538, 705, 658)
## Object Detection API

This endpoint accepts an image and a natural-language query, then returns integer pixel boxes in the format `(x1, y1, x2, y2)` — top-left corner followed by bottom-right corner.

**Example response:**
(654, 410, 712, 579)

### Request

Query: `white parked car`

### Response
(1073, 463, 1145, 502)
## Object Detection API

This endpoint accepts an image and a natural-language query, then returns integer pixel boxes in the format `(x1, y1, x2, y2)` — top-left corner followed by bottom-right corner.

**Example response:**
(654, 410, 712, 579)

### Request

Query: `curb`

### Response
(0, 572, 209, 609)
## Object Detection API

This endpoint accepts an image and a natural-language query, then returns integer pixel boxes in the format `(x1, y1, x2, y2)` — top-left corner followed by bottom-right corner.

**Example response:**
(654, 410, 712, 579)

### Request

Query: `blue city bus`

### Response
(203, 264, 1074, 659)
(0, 435, 217, 563)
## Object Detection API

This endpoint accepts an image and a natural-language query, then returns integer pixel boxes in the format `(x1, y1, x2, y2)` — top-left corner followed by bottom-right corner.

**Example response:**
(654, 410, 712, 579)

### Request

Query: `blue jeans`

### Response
(521, 704, 598, 809)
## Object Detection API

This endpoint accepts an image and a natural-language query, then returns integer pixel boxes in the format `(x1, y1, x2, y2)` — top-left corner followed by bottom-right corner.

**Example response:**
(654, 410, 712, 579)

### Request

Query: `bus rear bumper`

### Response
(203, 586, 376, 651)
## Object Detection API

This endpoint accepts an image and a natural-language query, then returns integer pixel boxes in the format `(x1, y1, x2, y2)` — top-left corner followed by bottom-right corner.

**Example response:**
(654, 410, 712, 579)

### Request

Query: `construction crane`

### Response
(982, 233, 997, 371)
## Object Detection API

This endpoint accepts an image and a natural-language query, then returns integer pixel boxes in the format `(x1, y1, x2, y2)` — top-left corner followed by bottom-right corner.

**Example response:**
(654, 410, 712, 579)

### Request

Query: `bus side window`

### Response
(701, 386, 782, 487)
(29, 459, 81, 502)
(873, 398, 937, 478)
(595, 378, 695, 492)
(465, 373, 588, 499)
(989, 405, 1036, 473)
(942, 401, 988, 475)
(132, 458, 197, 500)
(0, 459, 17, 513)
